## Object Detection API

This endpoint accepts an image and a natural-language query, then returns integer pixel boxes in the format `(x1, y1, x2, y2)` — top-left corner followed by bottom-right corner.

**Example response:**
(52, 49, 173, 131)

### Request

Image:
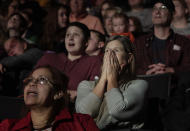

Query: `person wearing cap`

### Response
(134, 0, 190, 75)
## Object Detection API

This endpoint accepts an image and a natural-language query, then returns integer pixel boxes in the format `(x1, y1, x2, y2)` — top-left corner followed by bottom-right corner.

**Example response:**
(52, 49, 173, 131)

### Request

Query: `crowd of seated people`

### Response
(0, 0, 190, 130)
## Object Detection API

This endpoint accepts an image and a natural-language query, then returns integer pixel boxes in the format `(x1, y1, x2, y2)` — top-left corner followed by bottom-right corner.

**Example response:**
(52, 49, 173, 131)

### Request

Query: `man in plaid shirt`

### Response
(134, 0, 190, 75)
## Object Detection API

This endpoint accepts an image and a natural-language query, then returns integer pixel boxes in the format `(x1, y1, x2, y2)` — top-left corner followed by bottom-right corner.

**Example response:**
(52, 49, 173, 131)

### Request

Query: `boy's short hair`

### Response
(90, 30, 105, 42)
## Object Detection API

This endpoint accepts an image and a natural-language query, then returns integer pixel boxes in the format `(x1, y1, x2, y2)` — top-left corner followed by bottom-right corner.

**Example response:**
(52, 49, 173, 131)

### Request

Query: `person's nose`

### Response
(29, 79, 38, 86)
(69, 34, 74, 40)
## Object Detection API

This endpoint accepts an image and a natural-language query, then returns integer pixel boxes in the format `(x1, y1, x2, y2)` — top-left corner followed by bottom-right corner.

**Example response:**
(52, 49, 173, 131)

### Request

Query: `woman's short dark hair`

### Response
(66, 22, 90, 44)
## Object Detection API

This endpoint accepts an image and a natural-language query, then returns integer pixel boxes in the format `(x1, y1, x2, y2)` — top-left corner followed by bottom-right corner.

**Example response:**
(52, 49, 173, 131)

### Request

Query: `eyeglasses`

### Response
(153, 5, 168, 12)
(23, 75, 54, 87)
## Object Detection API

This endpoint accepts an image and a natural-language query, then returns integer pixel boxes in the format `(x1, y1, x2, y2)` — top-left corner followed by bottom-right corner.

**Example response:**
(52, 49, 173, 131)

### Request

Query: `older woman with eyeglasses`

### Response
(0, 66, 99, 131)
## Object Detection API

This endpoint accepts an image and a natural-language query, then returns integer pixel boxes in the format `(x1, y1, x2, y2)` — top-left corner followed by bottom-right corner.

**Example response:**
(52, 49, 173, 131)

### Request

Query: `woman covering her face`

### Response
(0, 66, 99, 131)
(76, 35, 148, 130)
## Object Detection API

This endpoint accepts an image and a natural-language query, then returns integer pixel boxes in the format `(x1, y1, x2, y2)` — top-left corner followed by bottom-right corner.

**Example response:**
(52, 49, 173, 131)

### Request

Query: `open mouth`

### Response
(68, 43, 75, 47)
(27, 90, 38, 96)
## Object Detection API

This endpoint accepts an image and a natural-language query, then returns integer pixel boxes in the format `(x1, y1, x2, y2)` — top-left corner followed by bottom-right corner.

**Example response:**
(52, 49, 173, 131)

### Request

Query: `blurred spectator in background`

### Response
(128, 16, 144, 38)
(98, 0, 113, 23)
(126, 0, 152, 33)
(86, 30, 105, 57)
(135, 0, 190, 75)
(112, 12, 129, 34)
(103, 7, 120, 37)
(19, 1, 47, 44)
(69, 0, 105, 34)
(0, 37, 43, 96)
(6, 13, 28, 38)
(7, 0, 20, 18)
(40, 4, 70, 51)
(185, 0, 190, 21)
(111, 12, 135, 43)
(171, 0, 190, 38)
(0, 0, 21, 34)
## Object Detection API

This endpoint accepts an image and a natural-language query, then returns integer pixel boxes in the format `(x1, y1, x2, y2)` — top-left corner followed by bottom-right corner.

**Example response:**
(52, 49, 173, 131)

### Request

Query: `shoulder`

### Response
(0, 119, 20, 130)
(128, 79, 148, 87)
(134, 33, 153, 43)
(86, 15, 100, 21)
(42, 52, 66, 60)
(172, 33, 190, 48)
(143, 8, 152, 14)
(78, 80, 96, 89)
(125, 80, 148, 92)
(25, 48, 43, 55)
(173, 32, 190, 42)
(27, 48, 42, 52)
(73, 113, 93, 121)
(72, 113, 99, 130)
(81, 55, 102, 64)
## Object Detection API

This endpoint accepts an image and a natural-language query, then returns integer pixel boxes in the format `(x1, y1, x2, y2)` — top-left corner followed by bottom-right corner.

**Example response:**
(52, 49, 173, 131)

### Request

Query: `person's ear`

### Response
(53, 91, 64, 100)
(23, 43, 27, 50)
(98, 41, 105, 48)
(185, 8, 189, 15)
(128, 53, 134, 64)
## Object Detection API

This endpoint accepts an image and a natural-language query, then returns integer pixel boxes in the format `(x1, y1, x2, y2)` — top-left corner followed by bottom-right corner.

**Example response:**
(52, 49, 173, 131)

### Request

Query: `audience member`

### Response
(76, 35, 148, 130)
(171, 0, 190, 37)
(7, 0, 20, 19)
(126, 0, 152, 32)
(112, 12, 129, 34)
(0, 66, 99, 131)
(135, 0, 190, 75)
(86, 30, 105, 57)
(6, 12, 28, 38)
(0, 0, 20, 34)
(111, 13, 135, 43)
(18, 1, 47, 44)
(40, 4, 70, 51)
(0, 37, 43, 96)
(69, 0, 105, 34)
(185, 0, 190, 21)
(128, 16, 144, 38)
(36, 22, 102, 101)
(103, 7, 120, 37)
(99, 0, 113, 22)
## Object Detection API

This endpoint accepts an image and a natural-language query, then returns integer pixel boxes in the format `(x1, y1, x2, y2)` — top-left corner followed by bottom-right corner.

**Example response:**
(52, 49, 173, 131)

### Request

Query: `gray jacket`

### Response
(0, 48, 43, 71)
(76, 80, 148, 130)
